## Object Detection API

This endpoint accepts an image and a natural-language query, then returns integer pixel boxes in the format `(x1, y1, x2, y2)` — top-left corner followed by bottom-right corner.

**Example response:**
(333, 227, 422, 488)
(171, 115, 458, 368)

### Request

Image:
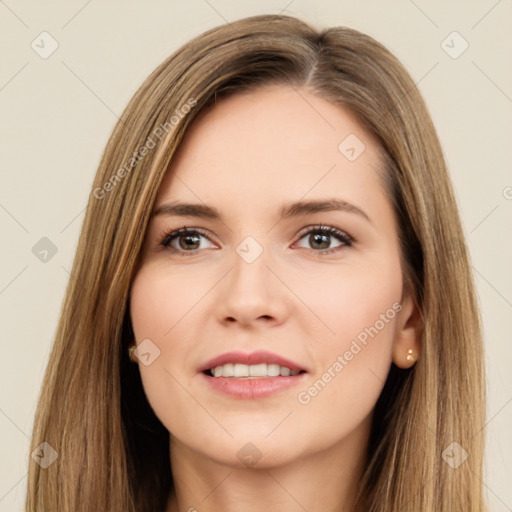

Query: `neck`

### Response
(165, 419, 370, 512)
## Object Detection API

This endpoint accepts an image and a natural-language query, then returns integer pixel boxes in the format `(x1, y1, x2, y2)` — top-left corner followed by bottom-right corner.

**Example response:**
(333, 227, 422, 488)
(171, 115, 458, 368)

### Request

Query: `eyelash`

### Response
(158, 225, 354, 257)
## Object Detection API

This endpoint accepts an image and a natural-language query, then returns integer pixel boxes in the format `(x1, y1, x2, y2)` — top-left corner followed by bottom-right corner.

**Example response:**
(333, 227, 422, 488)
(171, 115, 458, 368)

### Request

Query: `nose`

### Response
(215, 243, 290, 329)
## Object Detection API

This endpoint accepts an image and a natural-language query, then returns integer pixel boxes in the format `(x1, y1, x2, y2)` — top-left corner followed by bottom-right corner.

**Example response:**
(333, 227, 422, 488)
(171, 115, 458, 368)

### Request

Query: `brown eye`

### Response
(308, 232, 330, 250)
(161, 228, 215, 255)
(294, 226, 353, 254)
(176, 233, 201, 250)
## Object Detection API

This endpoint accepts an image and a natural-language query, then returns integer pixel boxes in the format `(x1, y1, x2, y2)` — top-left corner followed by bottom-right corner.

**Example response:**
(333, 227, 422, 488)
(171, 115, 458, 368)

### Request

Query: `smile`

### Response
(206, 363, 305, 378)
(199, 351, 309, 399)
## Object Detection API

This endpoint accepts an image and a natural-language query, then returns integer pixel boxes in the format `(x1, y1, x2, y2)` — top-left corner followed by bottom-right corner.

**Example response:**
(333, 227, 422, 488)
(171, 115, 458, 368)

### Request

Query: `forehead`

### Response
(156, 85, 385, 214)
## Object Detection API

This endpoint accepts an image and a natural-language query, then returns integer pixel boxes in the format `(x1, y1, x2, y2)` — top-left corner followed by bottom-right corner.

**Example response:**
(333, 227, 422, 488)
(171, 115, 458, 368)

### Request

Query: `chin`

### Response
(208, 441, 302, 470)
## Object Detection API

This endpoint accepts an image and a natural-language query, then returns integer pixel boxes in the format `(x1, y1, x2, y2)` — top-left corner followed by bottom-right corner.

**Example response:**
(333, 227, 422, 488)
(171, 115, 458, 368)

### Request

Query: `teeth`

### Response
(249, 363, 267, 377)
(280, 367, 291, 376)
(222, 363, 234, 377)
(210, 363, 301, 378)
(234, 364, 249, 377)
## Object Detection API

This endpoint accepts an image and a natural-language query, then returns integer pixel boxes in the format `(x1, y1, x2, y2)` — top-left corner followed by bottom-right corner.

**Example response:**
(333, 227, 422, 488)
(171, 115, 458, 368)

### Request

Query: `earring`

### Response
(406, 349, 415, 363)
(128, 342, 138, 363)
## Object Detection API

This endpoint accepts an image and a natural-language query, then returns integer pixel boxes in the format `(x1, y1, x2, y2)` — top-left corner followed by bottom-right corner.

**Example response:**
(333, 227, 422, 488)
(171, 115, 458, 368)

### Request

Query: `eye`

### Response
(160, 227, 216, 256)
(159, 224, 353, 257)
(293, 225, 353, 254)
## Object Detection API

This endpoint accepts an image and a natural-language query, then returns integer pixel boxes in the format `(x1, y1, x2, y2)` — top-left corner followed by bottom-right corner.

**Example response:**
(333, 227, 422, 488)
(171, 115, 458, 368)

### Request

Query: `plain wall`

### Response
(0, 1, 511, 510)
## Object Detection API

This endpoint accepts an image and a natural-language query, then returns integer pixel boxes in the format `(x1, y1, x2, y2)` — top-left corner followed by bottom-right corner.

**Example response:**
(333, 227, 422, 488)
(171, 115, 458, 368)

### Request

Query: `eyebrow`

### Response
(152, 198, 371, 224)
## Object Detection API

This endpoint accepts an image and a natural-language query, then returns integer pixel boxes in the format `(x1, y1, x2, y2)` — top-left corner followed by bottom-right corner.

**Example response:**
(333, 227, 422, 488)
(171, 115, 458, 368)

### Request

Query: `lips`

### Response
(199, 350, 308, 374)
(199, 350, 309, 399)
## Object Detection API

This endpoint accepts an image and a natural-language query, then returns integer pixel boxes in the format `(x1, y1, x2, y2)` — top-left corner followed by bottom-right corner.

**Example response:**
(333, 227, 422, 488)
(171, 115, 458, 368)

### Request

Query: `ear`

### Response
(392, 292, 422, 369)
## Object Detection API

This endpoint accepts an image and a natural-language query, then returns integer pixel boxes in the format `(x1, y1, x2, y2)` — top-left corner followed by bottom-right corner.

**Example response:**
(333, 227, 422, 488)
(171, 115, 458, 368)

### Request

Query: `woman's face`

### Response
(130, 85, 418, 469)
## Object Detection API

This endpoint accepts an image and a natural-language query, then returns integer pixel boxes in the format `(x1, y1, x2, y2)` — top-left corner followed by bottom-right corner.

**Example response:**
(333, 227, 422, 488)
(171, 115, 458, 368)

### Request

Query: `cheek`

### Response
(290, 253, 402, 414)
(129, 267, 202, 434)
(291, 252, 403, 355)
(130, 265, 205, 341)
(291, 286, 401, 454)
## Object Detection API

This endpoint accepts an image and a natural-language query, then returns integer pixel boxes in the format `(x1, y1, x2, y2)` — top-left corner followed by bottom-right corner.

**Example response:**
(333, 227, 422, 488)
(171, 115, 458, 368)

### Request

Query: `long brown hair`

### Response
(25, 14, 486, 511)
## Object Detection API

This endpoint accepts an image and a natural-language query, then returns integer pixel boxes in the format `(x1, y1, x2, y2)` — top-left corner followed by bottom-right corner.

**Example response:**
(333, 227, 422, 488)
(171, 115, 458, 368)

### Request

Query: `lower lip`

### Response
(201, 372, 307, 399)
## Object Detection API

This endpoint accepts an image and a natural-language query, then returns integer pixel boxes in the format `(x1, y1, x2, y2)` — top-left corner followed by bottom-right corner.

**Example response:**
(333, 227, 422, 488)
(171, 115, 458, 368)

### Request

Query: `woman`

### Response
(25, 13, 486, 511)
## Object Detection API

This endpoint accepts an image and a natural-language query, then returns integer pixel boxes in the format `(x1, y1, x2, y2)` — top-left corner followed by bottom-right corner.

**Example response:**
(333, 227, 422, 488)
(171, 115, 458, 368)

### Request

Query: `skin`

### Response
(129, 85, 421, 512)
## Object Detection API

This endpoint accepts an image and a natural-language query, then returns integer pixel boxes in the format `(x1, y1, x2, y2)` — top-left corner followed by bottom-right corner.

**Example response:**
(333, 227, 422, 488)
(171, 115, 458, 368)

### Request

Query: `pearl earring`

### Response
(128, 342, 138, 363)
(406, 349, 415, 362)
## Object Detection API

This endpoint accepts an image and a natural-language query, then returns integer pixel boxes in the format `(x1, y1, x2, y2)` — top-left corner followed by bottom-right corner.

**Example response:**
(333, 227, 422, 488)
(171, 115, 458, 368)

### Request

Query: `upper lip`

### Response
(199, 350, 308, 373)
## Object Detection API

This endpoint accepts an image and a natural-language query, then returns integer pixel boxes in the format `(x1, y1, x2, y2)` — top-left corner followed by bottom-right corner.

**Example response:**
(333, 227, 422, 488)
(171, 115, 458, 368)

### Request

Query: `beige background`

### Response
(1, 1, 511, 510)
